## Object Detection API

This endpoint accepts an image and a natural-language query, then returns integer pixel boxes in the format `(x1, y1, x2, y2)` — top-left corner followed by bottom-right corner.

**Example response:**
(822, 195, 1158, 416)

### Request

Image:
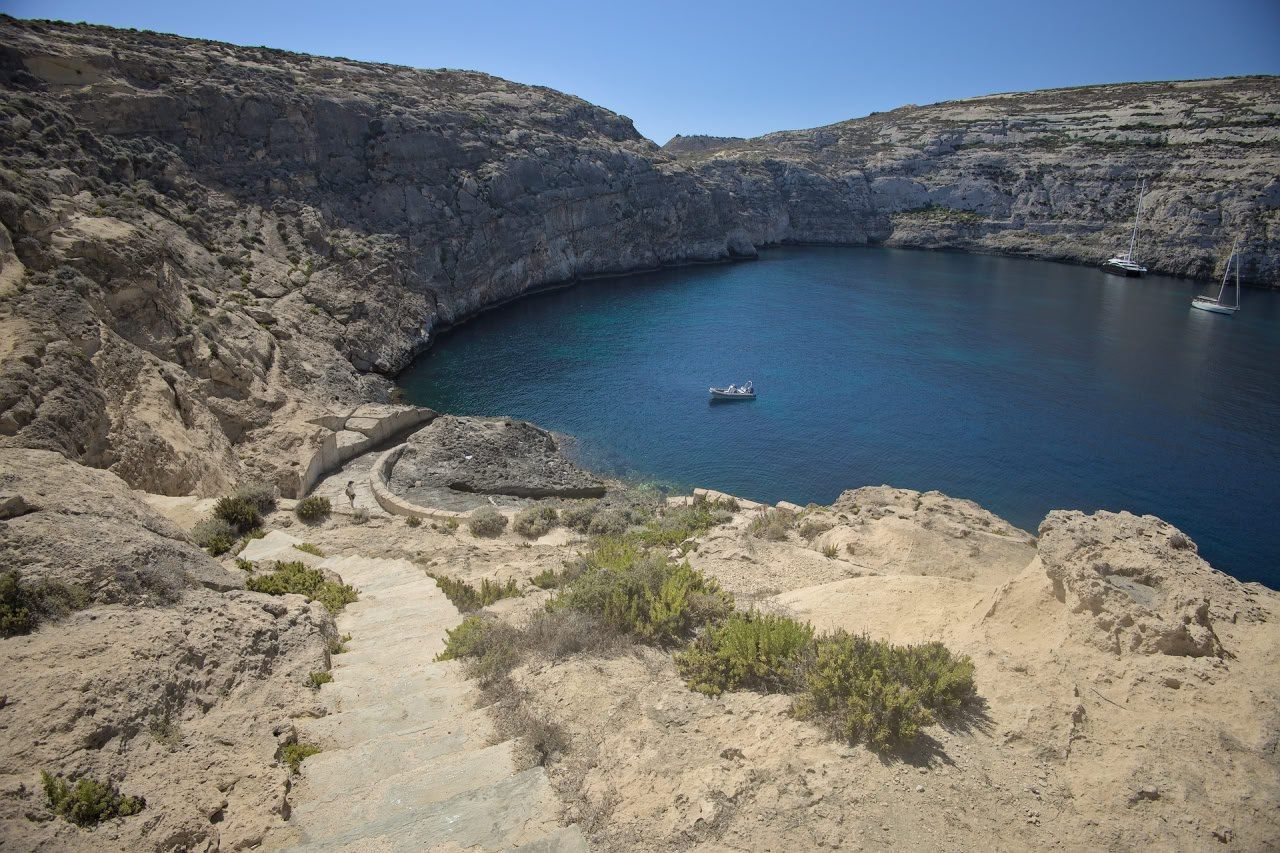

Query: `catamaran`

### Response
(709, 380, 756, 400)
(1192, 241, 1241, 315)
(1102, 179, 1148, 277)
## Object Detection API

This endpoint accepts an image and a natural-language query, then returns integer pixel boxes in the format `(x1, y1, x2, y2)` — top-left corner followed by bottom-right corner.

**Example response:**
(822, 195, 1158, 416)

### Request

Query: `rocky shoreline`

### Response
(0, 18, 1278, 851)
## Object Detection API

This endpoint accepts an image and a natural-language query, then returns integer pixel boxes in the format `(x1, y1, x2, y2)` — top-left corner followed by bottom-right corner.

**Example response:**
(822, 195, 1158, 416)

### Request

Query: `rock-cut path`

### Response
(265, 554, 586, 851)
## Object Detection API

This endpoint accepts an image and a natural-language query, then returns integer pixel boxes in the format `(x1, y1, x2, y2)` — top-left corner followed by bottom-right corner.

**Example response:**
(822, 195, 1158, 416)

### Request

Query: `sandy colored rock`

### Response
(0, 449, 337, 852)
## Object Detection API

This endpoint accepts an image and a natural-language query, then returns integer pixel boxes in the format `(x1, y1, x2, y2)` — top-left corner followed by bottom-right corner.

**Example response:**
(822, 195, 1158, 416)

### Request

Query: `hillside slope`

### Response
(678, 76, 1280, 280)
(0, 18, 1276, 497)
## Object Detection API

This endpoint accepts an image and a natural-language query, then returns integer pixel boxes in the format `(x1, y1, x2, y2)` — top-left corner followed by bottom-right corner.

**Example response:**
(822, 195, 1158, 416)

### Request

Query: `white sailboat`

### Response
(1192, 241, 1241, 315)
(1102, 179, 1148, 277)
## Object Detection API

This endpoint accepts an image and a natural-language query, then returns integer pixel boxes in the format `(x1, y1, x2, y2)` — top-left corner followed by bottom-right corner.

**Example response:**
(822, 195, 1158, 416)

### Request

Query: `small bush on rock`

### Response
(293, 543, 324, 557)
(1, 571, 89, 637)
(799, 516, 836, 541)
(586, 508, 629, 536)
(468, 507, 508, 538)
(41, 772, 144, 826)
(676, 611, 814, 696)
(279, 743, 320, 774)
(634, 502, 727, 549)
(431, 575, 521, 611)
(560, 502, 599, 533)
(436, 615, 522, 686)
(308, 671, 333, 688)
(192, 517, 237, 555)
(551, 537, 733, 645)
(514, 505, 559, 539)
(822, 543, 839, 559)
(213, 496, 261, 533)
(295, 496, 331, 523)
(406, 516, 422, 528)
(233, 481, 277, 513)
(245, 561, 357, 615)
(792, 632, 976, 751)
(748, 509, 794, 541)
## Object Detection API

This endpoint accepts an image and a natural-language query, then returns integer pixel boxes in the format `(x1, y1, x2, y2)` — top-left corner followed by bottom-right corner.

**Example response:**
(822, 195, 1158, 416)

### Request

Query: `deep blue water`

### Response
(400, 247, 1280, 587)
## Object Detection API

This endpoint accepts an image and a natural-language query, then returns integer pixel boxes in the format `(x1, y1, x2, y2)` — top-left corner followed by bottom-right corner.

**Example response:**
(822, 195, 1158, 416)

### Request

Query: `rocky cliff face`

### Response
(677, 77, 1280, 280)
(0, 17, 1276, 496)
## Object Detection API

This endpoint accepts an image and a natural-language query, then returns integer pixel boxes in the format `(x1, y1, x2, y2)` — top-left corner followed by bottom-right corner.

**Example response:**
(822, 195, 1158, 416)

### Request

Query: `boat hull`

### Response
(709, 391, 756, 400)
(1191, 300, 1238, 315)
(1101, 261, 1146, 277)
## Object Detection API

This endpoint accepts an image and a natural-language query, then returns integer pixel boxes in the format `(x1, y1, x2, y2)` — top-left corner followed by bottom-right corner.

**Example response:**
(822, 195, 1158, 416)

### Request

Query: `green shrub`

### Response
(799, 516, 835, 540)
(192, 517, 237, 555)
(41, 772, 144, 826)
(213, 496, 261, 533)
(1, 570, 36, 637)
(431, 575, 521, 612)
(633, 502, 726, 549)
(245, 561, 358, 615)
(468, 507, 508, 538)
(279, 743, 320, 774)
(235, 558, 254, 572)
(792, 632, 976, 750)
(550, 537, 733, 645)
(514, 505, 559, 539)
(233, 481, 277, 513)
(1, 571, 89, 637)
(445, 518, 459, 531)
(435, 615, 521, 686)
(308, 671, 333, 688)
(295, 496, 331, 522)
(586, 508, 629, 536)
(748, 509, 794, 541)
(676, 611, 814, 696)
(293, 543, 324, 557)
(406, 516, 422, 528)
(822, 543, 839, 559)
(560, 502, 599, 533)
(531, 568, 564, 589)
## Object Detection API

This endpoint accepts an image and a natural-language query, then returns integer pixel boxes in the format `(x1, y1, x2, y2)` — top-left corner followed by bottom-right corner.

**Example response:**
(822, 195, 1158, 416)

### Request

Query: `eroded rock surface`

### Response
(389, 415, 605, 502)
(0, 448, 337, 852)
(1037, 509, 1263, 657)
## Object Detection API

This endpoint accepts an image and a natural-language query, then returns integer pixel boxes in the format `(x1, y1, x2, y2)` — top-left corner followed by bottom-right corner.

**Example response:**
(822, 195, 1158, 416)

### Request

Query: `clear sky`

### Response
(5, 0, 1279, 143)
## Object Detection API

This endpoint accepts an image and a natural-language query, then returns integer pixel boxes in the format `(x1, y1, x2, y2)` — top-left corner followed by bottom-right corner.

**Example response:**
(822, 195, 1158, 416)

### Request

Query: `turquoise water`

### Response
(399, 247, 1280, 587)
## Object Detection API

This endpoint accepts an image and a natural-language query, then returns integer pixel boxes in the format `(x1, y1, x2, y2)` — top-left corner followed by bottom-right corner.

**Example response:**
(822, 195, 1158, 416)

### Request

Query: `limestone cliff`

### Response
(0, 17, 1276, 498)
(677, 77, 1280, 280)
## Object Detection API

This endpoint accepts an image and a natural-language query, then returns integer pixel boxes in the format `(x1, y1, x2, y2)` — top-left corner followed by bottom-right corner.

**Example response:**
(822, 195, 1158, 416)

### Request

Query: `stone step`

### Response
(299, 682, 476, 747)
(292, 707, 495, 791)
(513, 825, 591, 852)
(291, 741, 518, 834)
(282, 768, 564, 852)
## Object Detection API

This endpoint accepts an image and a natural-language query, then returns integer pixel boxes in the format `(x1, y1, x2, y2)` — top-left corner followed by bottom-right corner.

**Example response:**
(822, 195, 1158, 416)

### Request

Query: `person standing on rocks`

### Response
(345, 480, 357, 508)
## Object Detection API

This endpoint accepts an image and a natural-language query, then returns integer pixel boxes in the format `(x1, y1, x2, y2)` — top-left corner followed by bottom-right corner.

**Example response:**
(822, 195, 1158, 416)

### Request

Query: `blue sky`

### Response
(5, 0, 1278, 143)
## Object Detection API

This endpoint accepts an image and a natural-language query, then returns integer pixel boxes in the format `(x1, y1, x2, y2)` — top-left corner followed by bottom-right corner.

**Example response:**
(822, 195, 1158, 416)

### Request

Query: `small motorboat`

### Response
(710, 380, 756, 400)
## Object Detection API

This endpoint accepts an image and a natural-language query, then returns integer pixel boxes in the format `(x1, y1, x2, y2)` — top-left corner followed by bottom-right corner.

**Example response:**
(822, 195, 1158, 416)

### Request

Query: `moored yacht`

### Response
(1102, 179, 1148, 277)
(1192, 240, 1242, 315)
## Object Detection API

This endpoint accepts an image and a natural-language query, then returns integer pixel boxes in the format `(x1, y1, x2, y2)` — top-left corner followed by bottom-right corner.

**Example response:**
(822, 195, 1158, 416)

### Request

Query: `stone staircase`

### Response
(267, 554, 586, 851)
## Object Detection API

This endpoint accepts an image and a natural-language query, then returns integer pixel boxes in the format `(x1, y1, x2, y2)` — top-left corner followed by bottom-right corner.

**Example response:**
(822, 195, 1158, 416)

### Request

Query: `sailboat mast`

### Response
(1234, 244, 1241, 309)
(1215, 247, 1229, 302)
(1126, 179, 1145, 261)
